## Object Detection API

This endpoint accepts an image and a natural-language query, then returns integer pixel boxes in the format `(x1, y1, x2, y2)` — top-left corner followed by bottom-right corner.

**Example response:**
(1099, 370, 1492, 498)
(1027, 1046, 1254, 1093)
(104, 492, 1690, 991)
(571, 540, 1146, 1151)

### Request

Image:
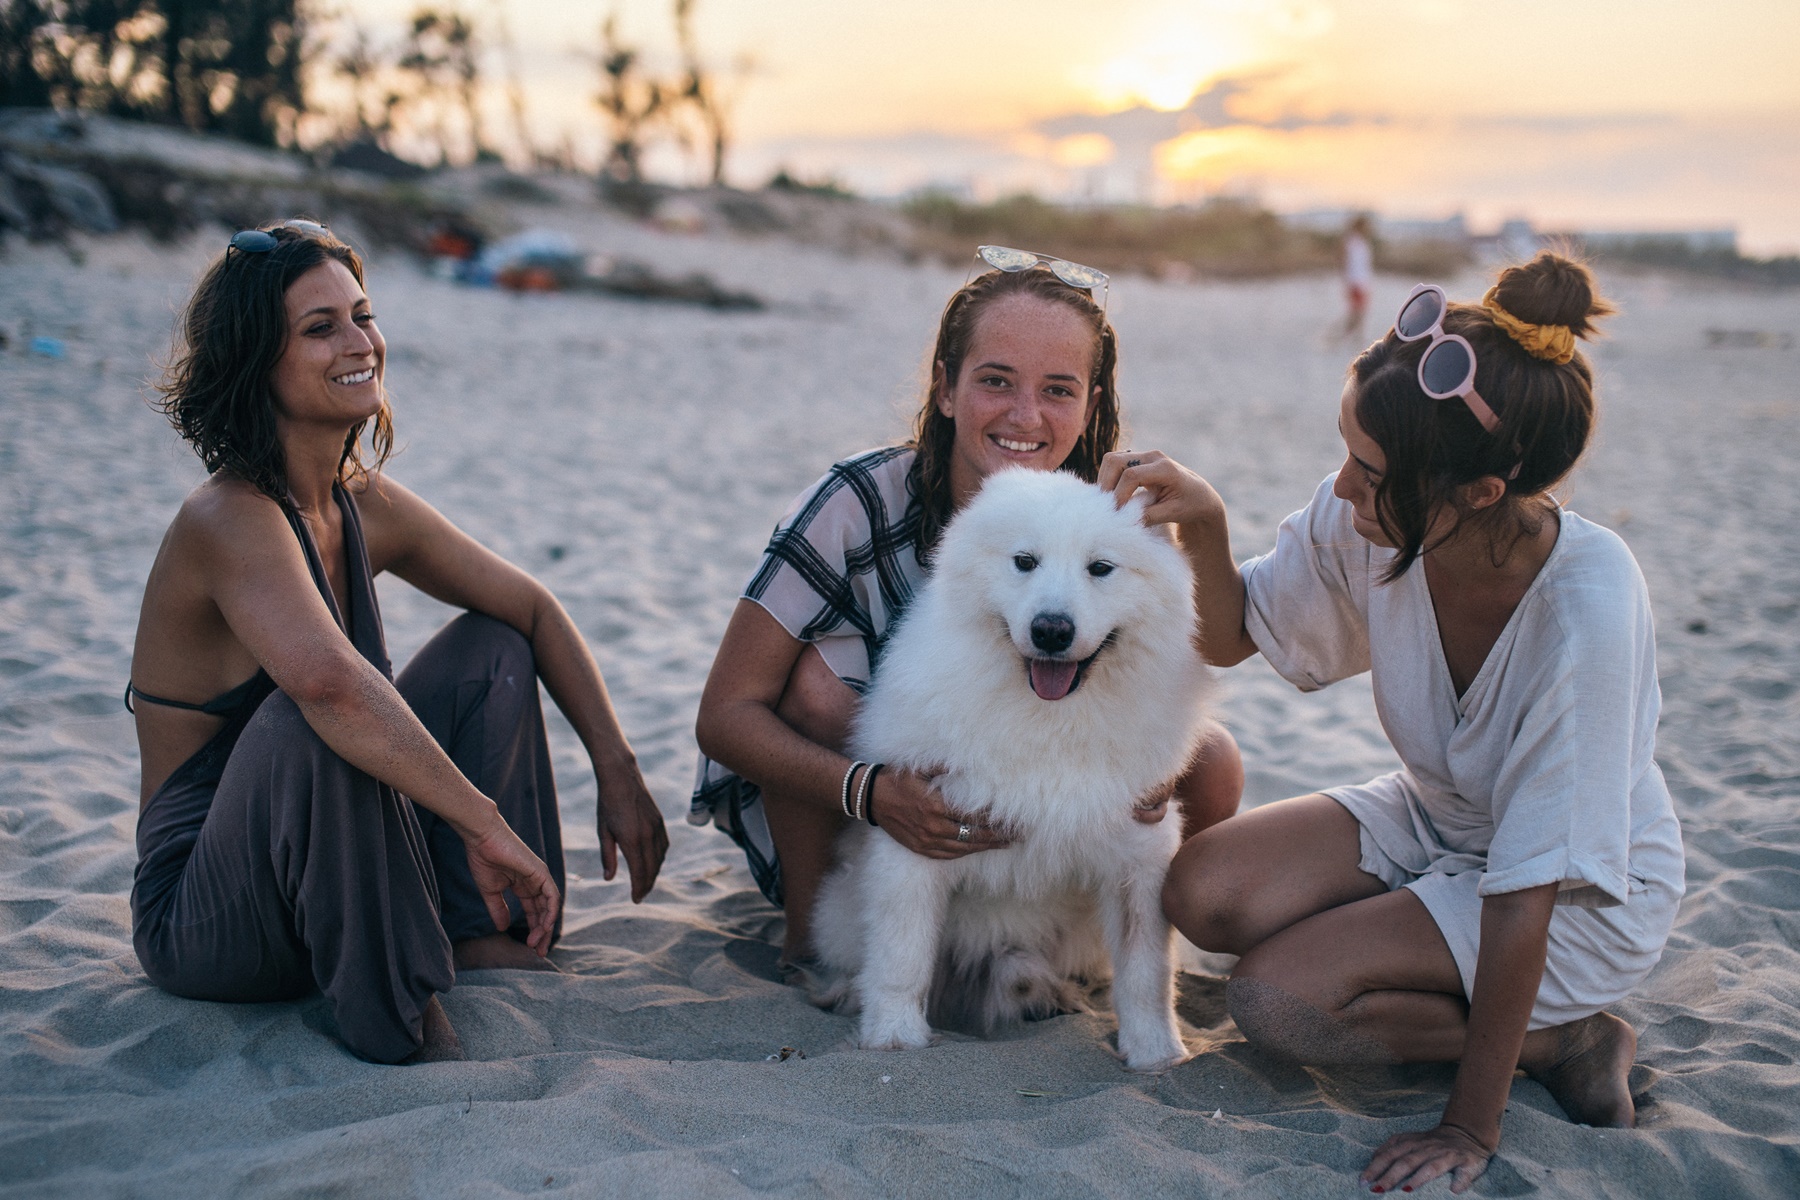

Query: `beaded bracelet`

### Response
(852, 760, 879, 823)
(860, 763, 884, 827)
(841, 760, 869, 820)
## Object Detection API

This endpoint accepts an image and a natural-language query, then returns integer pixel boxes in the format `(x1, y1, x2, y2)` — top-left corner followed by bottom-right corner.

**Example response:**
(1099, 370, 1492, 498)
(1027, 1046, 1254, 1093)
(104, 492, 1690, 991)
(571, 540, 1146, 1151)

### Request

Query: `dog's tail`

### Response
(927, 946, 1092, 1037)
(793, 958, 859, 1015)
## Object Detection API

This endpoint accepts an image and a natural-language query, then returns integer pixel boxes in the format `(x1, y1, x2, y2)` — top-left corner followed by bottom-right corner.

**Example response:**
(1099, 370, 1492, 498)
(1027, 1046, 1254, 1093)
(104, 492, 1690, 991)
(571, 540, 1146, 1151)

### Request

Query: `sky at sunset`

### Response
(342, 0, 1800, 252)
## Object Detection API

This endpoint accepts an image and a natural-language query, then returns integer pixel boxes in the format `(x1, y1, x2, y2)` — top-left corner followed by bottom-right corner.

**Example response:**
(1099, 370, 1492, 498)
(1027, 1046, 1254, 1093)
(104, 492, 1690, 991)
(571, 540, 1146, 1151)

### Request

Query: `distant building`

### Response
(1288, 208, 1741, 265)
(1375, 213, 1468, 245)
(1285, 208, 1469, 246)
(1576, 228, 1737, 255)
(1496, 220, 1539, 261)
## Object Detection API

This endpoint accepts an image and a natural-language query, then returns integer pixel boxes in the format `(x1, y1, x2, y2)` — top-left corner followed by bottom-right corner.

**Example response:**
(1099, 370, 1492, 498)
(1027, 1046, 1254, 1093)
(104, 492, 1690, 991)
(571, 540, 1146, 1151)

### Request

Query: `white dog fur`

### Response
(807, 467, 1214, 1072)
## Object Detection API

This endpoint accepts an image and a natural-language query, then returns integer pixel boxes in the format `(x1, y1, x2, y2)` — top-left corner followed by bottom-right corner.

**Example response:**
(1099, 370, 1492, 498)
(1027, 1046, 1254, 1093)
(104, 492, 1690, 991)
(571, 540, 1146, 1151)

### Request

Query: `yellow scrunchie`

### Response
(1482, 287, 1576, 364)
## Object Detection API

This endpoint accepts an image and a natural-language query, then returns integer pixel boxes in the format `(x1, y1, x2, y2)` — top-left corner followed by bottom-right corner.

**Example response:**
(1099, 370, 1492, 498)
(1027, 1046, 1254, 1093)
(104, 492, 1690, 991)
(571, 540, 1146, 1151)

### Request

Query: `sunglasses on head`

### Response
(227, 219, 332, 256)
(1392, 283, 1519, 478)
(976, 245, 1110, 310)
(1392, 284, 1502, 433)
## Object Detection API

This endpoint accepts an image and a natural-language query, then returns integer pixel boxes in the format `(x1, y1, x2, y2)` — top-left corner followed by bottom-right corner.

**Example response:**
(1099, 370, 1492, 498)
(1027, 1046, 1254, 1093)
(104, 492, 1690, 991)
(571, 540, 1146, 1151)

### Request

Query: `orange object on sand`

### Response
(496, 266, 562, 292)
(428, 231, 477, 260)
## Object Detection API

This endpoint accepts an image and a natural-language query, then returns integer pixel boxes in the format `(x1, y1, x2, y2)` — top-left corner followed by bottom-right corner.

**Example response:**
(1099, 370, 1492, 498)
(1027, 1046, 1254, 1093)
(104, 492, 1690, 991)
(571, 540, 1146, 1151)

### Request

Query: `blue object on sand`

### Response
(30, 337, 67, 359)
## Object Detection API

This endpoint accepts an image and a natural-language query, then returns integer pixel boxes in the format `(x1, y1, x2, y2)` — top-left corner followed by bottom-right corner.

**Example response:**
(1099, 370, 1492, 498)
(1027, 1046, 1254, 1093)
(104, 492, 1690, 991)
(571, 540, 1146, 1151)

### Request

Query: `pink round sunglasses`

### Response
(1392, 284, 1502, 434)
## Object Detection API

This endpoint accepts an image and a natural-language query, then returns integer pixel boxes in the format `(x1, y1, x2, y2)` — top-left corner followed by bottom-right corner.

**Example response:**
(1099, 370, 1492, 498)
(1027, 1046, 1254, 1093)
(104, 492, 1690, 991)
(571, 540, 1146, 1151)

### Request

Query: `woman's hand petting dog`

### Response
(1098, 449, 1227, 530)
(871, 768, 1011, 860)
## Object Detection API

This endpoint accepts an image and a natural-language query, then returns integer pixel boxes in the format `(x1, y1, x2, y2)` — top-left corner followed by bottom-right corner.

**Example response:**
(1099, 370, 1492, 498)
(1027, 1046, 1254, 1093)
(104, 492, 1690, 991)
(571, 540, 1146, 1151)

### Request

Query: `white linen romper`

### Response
(1241, 475, 1685, 1028)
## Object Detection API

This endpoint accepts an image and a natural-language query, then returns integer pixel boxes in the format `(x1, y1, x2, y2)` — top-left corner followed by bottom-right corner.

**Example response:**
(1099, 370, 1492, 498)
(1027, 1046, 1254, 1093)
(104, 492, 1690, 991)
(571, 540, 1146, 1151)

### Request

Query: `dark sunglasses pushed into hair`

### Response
(227, 219, 332, 256)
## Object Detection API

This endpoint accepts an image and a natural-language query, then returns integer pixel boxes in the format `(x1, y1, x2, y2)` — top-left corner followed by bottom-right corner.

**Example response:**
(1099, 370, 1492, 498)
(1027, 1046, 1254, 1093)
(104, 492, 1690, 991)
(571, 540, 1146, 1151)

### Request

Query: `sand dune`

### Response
(1, 220, 1797, 1197)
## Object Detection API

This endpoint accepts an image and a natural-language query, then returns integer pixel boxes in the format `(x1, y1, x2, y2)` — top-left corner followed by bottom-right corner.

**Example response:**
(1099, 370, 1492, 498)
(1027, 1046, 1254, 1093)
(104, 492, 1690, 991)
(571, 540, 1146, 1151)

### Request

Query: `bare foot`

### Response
(453, 932, 561, 974)
(1522, 1011, 1637, 1128)
(401, 995, 466, 1064)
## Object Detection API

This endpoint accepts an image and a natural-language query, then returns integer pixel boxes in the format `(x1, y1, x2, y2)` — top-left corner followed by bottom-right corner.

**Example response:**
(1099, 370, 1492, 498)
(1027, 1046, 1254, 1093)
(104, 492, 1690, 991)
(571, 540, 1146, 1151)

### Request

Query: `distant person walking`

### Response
(1340, 214, 1374, 342)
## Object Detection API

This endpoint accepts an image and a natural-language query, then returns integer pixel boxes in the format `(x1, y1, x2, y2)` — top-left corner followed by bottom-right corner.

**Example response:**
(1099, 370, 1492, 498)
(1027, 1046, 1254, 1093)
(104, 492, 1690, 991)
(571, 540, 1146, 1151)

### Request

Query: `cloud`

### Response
(1020, 73, 1372, 198)
(734, 90, 1800, 252)
(1454, 112, 1678, 133)
(738, 73, 1380, 203)
(1034, 72, 1365, 158)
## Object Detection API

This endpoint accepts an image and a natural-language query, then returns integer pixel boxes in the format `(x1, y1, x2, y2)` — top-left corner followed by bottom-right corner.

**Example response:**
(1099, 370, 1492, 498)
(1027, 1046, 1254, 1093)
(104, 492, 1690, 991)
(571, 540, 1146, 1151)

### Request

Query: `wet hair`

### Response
(1349, 251, 1615, 581)
(156, 222, 393, 503)
(907, 266, 1122, 556)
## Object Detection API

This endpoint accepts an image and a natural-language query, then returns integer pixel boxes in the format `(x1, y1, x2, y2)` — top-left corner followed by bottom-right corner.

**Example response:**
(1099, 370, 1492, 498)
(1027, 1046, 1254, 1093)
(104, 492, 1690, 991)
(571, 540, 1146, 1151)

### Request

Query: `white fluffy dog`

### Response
(808, 467, 1214, 1072)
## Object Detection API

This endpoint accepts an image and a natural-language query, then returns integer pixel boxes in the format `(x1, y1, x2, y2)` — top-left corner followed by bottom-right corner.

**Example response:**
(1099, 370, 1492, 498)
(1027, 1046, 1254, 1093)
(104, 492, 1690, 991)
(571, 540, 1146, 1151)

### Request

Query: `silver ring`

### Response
(956, 823, 972, 843)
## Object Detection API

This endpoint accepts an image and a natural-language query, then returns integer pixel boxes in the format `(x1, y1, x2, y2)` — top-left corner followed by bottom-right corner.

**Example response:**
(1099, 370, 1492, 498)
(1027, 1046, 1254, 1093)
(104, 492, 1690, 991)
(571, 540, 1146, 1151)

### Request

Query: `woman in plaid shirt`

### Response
(692, 258, 1243, 967)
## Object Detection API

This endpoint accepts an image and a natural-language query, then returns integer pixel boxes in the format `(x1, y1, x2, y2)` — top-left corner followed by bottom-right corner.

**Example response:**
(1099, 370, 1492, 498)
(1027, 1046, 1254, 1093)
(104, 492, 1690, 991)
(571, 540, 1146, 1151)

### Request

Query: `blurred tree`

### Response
(0, 2, 54, 109)
(592, 0, 743, 188)
(672, 0, 746, 187)
(592, 11, 665, 185)
(485, 0, 536, 167)
(395, 9, 485, 164)
(334, 23, 397, 142)
(0, 0, 307, 147)
(326, 7, 491, 169)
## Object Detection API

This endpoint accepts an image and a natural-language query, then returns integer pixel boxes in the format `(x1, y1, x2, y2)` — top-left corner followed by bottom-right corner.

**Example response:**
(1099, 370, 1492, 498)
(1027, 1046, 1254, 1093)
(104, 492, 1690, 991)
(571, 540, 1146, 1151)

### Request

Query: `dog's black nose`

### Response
(1030, 613, 1075, 654)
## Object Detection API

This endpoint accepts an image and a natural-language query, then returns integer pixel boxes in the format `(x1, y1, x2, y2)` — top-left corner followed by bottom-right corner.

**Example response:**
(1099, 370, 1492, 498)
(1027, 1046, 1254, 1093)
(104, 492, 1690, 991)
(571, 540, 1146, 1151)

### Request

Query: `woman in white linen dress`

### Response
(1131, 252, 1683, 1194)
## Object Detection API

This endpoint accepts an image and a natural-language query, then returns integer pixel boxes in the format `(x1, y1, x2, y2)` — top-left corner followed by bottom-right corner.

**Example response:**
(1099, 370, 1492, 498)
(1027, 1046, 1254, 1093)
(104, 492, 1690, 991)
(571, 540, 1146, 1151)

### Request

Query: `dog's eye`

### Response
(1013, 553, 1038, 572)
(1087, 560, 1115, 577)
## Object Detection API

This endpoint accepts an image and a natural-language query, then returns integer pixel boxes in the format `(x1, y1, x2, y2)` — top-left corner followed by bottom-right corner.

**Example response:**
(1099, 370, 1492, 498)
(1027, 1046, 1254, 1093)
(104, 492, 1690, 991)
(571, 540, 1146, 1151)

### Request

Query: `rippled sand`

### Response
(1, 223, 1796, 1197)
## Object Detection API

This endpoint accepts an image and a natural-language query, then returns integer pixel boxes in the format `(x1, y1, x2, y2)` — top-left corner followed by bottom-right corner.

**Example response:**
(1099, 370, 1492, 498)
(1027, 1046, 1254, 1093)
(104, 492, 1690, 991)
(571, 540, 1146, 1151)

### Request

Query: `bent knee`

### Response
(1224, 973, 1396, 1065)
(774, 645, 857, 749)
(1194, 718, 1238, 762)
(240, 691, 322, 756)
(229, 691, 380, 800)
(446, 611, 534, 671)
(1161, 833, 1258, 954)
(1182, 724, 1243, 820)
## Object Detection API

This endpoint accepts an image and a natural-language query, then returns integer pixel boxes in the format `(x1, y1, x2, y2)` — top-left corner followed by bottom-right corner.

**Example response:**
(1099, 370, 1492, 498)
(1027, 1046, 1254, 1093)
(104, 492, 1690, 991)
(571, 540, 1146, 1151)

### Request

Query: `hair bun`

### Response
(1491, 251, 1614, 339)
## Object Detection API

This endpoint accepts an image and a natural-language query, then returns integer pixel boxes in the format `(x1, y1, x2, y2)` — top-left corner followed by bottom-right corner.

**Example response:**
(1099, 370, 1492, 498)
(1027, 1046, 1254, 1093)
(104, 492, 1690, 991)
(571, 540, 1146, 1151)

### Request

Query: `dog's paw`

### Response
(859, 1006, 934, 1051)
(1121, 1046, 1190, 1074)
(1118, 1031, 1190, 1074)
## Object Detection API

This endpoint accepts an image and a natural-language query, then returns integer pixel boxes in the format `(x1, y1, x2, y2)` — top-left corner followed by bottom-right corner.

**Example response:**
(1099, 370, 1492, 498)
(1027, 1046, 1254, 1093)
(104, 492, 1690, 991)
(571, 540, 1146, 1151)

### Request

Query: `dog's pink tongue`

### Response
(1029, 658, 1079, 701)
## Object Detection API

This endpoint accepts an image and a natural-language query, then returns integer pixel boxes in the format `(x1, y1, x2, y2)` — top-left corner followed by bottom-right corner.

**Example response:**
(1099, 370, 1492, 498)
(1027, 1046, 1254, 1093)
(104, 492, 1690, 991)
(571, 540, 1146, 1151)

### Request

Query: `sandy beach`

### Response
(1, 214, 1797, 1197)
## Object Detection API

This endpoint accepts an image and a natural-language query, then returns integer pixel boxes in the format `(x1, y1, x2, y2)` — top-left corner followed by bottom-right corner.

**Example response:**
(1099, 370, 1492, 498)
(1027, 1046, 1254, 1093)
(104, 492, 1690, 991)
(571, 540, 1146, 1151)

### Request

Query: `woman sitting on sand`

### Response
(1137, 252, 1682, 1192)
(129, 221, 668, 1064)
(692, 248, 1244, 966)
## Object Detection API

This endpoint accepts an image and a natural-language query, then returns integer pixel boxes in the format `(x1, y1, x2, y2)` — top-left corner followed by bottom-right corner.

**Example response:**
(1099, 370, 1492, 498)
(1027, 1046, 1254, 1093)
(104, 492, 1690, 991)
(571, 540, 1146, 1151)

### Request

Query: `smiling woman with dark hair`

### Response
(129, 221, 667, 1063)
(691, 250, 1245, 969)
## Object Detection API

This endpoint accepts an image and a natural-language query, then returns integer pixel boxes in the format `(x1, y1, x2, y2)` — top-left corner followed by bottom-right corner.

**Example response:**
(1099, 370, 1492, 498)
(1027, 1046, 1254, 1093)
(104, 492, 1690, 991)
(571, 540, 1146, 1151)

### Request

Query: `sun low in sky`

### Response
(351, 0, 1800, 252)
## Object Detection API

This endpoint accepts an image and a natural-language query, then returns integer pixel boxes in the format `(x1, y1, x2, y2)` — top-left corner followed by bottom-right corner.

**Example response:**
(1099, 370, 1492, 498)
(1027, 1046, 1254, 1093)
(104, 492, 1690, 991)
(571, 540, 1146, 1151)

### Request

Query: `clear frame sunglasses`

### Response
(975, 245, 1110, 310)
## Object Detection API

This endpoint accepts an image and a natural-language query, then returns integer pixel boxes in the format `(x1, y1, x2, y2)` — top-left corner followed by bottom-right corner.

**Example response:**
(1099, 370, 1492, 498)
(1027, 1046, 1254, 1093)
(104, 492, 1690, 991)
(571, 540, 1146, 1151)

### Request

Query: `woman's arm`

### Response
(695, 600, 1009, 858)
(1361, 882, 1558, 1194)
(358, 477, 669, 902)
(196, 486, 558, 952)
(1096, 451, 1257, 667)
